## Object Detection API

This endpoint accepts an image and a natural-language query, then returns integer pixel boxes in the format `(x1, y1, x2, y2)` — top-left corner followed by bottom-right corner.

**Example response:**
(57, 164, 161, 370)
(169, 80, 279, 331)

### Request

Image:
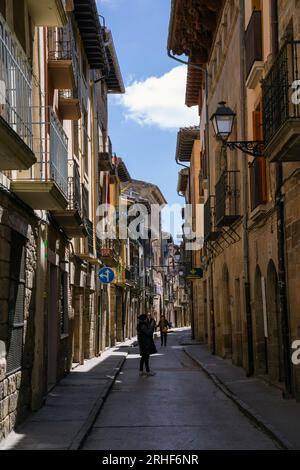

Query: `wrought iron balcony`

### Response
(98, 239, 120, 267)
(85, 218, 94, 256)
(0, 13, 35, 171)
(249, 157, 267, 212)
(204, 196, 221, 242)
(68, 160, 81, 214)
(125, 266, 139, 287)
(215, 171, 241, 227)
(245, 10, 263, 80)
(59, 88, 81, 121)
(99, 136, 113, 171)
(51, 160, 87, 238)
(48, 25, 79, 90)
(11, 108, 69, 210)
(262, 40, 300, 161)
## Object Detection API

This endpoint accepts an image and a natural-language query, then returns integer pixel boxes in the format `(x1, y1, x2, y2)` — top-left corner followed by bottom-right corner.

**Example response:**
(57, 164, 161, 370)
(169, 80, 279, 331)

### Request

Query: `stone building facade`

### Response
(168, 0, 300, 401)
(0, 0, 177, 442)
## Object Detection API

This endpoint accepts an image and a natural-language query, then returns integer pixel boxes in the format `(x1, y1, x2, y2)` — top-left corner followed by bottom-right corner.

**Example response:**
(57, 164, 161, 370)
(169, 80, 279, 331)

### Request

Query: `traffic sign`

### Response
(98, 267, 115, 284)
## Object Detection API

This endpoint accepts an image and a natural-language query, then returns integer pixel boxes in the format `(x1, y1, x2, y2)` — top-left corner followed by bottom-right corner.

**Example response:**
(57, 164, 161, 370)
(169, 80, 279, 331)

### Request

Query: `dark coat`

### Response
(137, 315, 157, 357)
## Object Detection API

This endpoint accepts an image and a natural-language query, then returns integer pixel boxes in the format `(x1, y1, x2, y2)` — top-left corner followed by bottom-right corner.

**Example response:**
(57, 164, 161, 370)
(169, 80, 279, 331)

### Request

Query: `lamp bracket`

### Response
(225, 140, 265, 157)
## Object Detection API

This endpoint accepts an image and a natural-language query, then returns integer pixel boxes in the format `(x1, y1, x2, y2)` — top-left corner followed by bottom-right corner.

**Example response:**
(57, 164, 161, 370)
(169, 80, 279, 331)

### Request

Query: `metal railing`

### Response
(204, 196, 219, 241)
(125, 266, 139, 285)
(245, 10, 262, 78)
(98, 239, 120, 259)
(84, 218, 94, 255)
(14, 108, 68, 197)
(68, 159, 81, 213)
(0, 12, 33, 150)
(99, 135, 112, 167)
(48, 26, 76, 62)
(48, 109, 68, 196)
(215, 171, 240, 227)
(262, 40, 300, 144)
(82, 185, 89, 220)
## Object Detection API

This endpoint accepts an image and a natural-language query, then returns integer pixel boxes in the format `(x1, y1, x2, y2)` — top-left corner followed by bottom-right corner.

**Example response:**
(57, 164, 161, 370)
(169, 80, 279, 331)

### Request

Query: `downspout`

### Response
(271, 0, 293, 398)
(204, 62, 216, 355)
(240, 0, 254, 376)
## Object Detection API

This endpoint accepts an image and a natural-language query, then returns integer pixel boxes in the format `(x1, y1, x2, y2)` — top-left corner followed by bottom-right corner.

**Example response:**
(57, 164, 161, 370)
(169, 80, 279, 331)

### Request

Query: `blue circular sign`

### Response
(98, 267, 115, 284)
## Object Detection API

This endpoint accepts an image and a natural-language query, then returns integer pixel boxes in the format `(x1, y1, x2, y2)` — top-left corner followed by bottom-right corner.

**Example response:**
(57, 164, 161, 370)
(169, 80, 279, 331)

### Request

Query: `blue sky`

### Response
(97, 0, 199, 238)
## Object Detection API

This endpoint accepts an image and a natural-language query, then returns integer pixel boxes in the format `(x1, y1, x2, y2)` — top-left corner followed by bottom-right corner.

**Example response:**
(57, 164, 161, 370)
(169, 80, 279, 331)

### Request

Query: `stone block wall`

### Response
(0, 193, 38, 440)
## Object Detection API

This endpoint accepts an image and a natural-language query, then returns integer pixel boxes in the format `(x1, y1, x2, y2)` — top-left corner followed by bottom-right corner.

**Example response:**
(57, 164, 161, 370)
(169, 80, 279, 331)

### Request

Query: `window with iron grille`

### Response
(6, 231, 26, 375)
(59, 271, 69, 336)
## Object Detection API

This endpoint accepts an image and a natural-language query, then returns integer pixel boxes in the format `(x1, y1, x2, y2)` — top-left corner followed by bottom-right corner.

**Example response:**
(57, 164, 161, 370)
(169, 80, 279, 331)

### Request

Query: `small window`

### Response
(6, 232, 26, 375)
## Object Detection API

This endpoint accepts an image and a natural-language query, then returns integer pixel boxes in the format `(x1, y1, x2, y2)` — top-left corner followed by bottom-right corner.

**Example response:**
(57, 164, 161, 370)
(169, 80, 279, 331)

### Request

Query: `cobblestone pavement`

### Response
(82, 329, 278, 450)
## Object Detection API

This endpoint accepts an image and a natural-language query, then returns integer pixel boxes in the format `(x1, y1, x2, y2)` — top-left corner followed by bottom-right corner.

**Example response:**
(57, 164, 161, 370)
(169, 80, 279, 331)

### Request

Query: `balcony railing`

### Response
(99, 135, 112, 170)
(82, 185, 89, 220)
(215, 171, 241, 227)
(245, 10, 263, 78)
(204, 196, 221, 242)
(68, 160, 81, 213)
(48, 109, 68, 196)
(48, 25, 77, 62)
(262, 41, 300, 145)
(99, 239, 120, 259)
(0, 12, 33, 150)
(85, 218, 94, 255)
(125, 266, 139, 285)
(249, 157, 267, 211)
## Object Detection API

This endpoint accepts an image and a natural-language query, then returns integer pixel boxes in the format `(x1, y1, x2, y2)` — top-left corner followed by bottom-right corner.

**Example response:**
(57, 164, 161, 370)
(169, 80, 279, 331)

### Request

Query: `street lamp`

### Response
(210, 101, 236, 141)
(210, 101, 265, 157)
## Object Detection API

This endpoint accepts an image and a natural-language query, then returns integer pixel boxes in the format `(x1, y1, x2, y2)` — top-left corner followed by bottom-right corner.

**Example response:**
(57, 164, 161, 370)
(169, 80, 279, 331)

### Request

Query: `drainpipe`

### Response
(271, 0, 293, 398)
(240, 0, 254, 376)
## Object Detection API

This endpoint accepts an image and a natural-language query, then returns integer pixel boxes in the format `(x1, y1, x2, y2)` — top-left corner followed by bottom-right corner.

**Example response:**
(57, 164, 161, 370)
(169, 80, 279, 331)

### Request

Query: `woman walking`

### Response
(157, 314, 171, 347)
(137, 313, 157, 376)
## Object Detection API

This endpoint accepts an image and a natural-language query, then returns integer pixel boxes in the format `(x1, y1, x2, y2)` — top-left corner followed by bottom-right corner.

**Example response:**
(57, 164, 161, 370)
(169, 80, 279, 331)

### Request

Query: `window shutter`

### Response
(252, 104, 267, 206)
(6, 232, 25, 375)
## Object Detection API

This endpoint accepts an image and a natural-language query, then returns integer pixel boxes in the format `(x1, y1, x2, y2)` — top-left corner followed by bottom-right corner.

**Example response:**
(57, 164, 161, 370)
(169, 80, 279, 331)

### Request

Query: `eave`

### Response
(104, 29, 125, 94)
(73, 0, 109, 72)
(175, 127, 200, 163)
(114, 157, 131, 183)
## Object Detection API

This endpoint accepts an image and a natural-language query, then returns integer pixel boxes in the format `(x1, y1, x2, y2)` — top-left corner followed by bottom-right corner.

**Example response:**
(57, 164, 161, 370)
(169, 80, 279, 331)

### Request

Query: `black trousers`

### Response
(140, 354, 150, 372)
(161, 332, 167, 346)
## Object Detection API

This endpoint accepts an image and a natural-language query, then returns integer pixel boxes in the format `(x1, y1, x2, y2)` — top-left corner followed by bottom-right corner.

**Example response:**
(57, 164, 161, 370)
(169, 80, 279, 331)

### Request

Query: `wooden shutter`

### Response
(252, 104, 267, 205)
(6, 232, 25, 375)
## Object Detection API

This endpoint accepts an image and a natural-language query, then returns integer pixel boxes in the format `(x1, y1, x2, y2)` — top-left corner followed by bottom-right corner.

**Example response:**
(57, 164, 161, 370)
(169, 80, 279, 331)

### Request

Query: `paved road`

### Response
(82, 329, 278, 450)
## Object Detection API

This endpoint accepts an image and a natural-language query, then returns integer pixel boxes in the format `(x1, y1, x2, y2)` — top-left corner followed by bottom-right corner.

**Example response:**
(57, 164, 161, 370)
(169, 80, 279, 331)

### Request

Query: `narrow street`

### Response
(82, 330, 277, 451)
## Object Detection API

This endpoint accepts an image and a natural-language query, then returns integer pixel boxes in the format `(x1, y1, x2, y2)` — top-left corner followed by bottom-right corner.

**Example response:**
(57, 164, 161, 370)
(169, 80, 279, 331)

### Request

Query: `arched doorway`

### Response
(222, 265, 232, 358)
(266, 261, 283, 383)
(254, 266, 268, 374)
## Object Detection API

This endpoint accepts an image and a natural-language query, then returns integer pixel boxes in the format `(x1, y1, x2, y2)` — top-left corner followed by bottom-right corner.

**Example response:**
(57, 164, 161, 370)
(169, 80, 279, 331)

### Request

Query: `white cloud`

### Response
(117, 66, 199, 130)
